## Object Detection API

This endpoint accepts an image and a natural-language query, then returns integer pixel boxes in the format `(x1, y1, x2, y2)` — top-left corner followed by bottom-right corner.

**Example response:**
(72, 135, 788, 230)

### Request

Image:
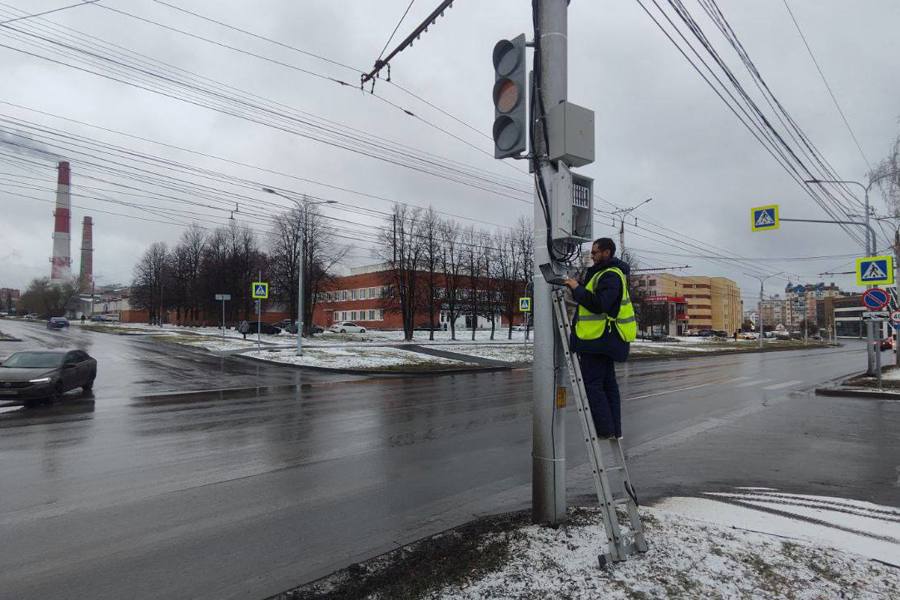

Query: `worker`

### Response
(564, 238, 636, 439)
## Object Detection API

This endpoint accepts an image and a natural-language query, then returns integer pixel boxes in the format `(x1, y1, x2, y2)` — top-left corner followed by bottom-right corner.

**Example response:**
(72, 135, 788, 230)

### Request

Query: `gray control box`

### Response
(550, 163, 594, 243)
(547, 101, 595, 167)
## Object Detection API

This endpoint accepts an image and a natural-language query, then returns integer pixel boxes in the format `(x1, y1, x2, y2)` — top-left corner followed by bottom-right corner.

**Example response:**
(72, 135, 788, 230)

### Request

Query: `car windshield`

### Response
(1, 352, 64, 368)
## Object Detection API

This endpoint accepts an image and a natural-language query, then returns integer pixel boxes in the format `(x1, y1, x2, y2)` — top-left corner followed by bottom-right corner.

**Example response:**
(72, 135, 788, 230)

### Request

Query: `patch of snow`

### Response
(436, 503, 899, 599)
(437, 344, 533, 363)
(244, 347, 475, 370)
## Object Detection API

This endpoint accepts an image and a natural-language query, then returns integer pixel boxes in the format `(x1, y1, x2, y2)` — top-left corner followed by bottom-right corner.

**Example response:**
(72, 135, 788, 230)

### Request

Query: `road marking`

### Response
(627, 382, 711, 400)
(734, 379, 772, 388)
(762, 380, 804, 391)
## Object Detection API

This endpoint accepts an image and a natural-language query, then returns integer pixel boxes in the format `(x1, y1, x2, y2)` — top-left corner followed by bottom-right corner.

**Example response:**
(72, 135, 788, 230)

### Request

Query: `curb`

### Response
(629, 342, 837, 361)
(814, 386, 900, 401)
(133, 383, 307, 402)
(234, 351, 512, 376)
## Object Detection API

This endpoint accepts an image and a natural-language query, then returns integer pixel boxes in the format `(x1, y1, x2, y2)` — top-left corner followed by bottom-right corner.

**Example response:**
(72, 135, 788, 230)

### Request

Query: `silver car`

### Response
(328, 321, 367, 334)
(0, 350, 97, 406)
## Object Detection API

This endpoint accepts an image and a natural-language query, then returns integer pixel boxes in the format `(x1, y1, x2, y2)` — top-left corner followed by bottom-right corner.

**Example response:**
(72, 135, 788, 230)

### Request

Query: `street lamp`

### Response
(745, 271, 783, 349)
(262, 187, 337, 356)
(612, 197, 652, 254)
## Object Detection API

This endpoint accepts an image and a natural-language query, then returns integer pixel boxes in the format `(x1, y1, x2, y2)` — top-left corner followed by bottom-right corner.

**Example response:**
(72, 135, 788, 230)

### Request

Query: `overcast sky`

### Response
(1, 0, 898, 304)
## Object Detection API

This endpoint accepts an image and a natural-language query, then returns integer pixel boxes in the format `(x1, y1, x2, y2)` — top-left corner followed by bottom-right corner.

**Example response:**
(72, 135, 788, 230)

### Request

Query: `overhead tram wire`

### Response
(85, 2, 506, 168)
(634, 0, 865, 248)
(147, 0, 492, 143)
(377, 0, 417, 64)
(0, 0, 97, 25)
(0, 6, 532, 202)
(696, 0, 864, 213)
(658, 0, 864, 234)
(779, 0, 872, 172)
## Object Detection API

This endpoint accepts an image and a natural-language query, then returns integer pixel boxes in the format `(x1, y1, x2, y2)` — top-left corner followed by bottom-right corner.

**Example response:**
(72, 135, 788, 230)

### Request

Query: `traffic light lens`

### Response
(492, 40, 520, 76)
(493, 116, 521, 151)
(493, 78, 520, 113)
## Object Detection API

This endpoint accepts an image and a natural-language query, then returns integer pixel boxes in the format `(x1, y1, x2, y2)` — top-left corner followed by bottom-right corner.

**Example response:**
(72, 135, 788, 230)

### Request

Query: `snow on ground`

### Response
(434, 491, 899, 599)
(244, 347, 475, 370)
(656, 489, 900, 567)
(438, 344, 533, 363)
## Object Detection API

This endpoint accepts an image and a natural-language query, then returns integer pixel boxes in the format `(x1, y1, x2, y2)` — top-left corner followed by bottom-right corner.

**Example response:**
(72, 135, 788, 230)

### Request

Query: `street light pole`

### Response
(612, 197, 652, 256)
(745, 271, 783, 349)
(263, 187, 336, 356)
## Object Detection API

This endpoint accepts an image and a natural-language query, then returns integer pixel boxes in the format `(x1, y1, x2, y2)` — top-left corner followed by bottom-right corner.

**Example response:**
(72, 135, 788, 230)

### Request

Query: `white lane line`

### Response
(762, 380, 804, 391)
(627, 382, 711, 400)
(734, 379, 772, 388)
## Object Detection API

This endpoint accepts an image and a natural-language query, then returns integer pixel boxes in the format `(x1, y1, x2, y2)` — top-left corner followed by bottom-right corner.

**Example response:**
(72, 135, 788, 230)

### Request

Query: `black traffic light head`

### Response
(492, 34, 527, 159)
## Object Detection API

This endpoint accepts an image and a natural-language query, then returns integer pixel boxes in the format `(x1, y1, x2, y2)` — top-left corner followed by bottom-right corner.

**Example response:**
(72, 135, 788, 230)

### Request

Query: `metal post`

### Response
(257, 270, 262, 353)
(864, 186, 875, 374)
(894, 228, 899, 366)
(532, 0, 568, 526)
(221, 298, 226, 344)
(297, 203, 305, 356)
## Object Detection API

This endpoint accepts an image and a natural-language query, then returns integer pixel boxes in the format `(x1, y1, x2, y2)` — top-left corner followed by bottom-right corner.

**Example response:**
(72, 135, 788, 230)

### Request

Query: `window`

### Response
(340, 311, 348, 320)
(649, 279, 656, 286)
(368, 309, 376, 321)
(351, 289, 358, 300)
(350, 311, 357, 320)
(341, 290, 348, 301)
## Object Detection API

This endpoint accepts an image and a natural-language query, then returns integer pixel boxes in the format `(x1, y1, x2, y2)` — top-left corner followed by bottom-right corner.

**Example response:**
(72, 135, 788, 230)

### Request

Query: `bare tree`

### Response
(461, 226, 487, 341)
(269, 208, 303, 329)
(170, 224, 205, 324)
(302, 204, 347, 334)
(494, 228, 524, 339)
(379, 204, 424, 341)
(440, 218, 465, 340)
(131, 242, 171, 324)
(18, 277, 80, 318)
(420, 206, 442, 340)
(514, 216, 534, 338)
(871, 132, 900, 214)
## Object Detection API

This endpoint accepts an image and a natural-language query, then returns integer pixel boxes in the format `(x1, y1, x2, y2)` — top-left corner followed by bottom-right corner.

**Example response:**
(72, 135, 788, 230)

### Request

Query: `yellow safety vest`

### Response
(574, 267, 637, 343)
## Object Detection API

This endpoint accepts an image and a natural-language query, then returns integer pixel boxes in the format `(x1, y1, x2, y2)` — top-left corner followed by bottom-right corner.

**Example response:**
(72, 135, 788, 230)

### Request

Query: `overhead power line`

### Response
(0, 0, 97, 25)
(779, 0, 872, 171)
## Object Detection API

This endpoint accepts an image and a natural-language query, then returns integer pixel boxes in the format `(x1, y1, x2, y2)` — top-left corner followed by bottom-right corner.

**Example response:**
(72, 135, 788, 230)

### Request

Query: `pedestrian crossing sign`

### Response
(519, 297, 532, 312)
(750, 204, 779, 231)
(251, 281, 269, 299)
(856, 255, 894, 286)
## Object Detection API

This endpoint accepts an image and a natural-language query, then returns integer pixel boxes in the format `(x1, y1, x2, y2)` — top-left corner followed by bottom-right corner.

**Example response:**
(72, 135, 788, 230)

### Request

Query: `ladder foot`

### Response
(598, 554, 610, 569)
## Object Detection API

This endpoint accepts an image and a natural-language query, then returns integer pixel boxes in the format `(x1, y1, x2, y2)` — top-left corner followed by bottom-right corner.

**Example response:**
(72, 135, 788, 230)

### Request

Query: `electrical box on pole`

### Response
(492, 34, 527, 159)
(549, 163, 593, 243)
(546, 101, 595, 167)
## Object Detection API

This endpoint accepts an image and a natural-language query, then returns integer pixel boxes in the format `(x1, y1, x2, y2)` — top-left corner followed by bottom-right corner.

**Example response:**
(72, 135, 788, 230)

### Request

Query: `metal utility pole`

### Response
(263, 187, 335, 355)
(612, 198, 651, 256)
(531, 0, 568, 526)
(745, 272, 782, 349)
(895, 227, 900, 366)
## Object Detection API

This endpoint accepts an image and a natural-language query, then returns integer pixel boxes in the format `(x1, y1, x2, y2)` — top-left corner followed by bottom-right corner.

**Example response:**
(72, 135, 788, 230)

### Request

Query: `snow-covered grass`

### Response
(285, 488, 899, 599)
(437, 344, 533, 363)
(244, 347, 476, 371)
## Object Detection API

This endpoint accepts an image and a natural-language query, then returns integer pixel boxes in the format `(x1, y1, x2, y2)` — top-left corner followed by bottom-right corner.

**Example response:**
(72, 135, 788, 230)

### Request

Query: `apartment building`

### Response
(759, 294, 787, 329)
(632, 273, 742, 333)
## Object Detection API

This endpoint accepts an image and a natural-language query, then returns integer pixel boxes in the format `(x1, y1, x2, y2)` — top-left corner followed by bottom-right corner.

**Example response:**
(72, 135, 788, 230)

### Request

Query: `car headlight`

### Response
(28, 377, 52, 384)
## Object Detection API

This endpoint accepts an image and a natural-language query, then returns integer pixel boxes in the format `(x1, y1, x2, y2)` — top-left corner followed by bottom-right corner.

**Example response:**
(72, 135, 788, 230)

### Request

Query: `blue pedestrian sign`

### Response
(251, 281, 269, 299)
(856, 255, 894, 286)
(750, 204, 779, 231)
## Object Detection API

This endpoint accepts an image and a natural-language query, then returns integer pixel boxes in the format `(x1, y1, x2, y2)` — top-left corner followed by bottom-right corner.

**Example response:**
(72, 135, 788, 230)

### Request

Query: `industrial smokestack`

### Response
(79, 216, 93, 292)
(50, 161, 72, 283)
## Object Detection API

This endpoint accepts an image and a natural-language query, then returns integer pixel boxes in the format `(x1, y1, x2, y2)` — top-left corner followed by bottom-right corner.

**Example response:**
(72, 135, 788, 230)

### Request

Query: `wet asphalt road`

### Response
(0, 320, 897, 600)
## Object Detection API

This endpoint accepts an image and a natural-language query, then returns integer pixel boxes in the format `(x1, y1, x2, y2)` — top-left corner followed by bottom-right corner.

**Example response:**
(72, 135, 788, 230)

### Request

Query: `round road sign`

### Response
(891, 310, 900, 324)
(862, 288, 890, 311)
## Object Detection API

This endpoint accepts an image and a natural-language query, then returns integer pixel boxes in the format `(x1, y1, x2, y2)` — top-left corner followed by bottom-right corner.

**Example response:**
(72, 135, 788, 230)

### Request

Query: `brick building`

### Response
(312, 264, 525, 330)
(0, 288, 20, 313)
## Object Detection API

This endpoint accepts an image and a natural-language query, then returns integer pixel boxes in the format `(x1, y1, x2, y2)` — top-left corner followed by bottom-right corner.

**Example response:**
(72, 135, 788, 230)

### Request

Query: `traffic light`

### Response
(492, 34, 527, 159)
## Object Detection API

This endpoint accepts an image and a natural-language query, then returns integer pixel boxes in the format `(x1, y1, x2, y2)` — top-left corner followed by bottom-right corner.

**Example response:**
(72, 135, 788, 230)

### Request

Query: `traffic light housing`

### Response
(492, 34, 527, 159)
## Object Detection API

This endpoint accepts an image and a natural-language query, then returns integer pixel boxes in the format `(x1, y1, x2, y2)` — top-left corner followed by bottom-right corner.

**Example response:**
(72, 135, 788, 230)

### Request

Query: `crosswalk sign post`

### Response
(519, 297, 532, 312)
(856, 256, 894, 286)
(750, 204, 779, 231)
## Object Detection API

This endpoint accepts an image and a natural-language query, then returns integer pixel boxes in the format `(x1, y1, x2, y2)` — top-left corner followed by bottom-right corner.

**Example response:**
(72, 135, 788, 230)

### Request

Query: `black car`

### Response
(244, 321, 282, 335)
(47, 317, 69, 329)
(0, 349, 97, 406)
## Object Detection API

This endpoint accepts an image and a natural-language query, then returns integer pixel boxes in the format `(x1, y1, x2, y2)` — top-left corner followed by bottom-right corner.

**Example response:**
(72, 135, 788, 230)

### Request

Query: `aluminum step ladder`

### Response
(550, 287, 648, 567)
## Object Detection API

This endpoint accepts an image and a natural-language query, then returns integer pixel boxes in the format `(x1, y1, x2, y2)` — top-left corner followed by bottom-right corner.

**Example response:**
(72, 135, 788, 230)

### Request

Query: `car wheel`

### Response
(360, 329, 366, 333)
(51, 381, 64, 403)
(83, 376, 95, 392)
(340, 329, 346, 334)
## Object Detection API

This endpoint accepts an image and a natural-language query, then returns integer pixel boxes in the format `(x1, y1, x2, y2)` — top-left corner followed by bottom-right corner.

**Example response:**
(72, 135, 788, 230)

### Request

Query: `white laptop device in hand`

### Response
(539, 263, 569, 286)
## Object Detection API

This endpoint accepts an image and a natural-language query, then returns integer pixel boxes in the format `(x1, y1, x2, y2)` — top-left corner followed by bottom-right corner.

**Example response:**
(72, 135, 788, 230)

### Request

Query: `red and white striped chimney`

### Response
(50, 161, 72, 283)
(79, 216, 93, 292)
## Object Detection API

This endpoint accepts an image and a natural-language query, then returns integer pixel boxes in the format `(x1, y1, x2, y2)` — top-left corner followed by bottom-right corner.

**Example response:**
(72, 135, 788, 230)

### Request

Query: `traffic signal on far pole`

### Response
(492, 34, 527, 159)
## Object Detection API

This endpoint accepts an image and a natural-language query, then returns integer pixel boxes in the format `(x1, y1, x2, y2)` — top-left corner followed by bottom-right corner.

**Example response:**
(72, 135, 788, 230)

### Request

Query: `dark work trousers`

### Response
(578, 352, 622, 438)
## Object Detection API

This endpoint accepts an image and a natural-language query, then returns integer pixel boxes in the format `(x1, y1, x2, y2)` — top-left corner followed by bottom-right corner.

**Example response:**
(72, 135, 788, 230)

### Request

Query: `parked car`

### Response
(696, 330, 714, 337)
(0, 349, 96, 406)
(47, 317, 69, 329)
(244, 321, 282, 335)
(328, 321, 366, 334)
(310, 324, 325, 334)
(24, 313, 39, 320)
(738, 332, 757, 340)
